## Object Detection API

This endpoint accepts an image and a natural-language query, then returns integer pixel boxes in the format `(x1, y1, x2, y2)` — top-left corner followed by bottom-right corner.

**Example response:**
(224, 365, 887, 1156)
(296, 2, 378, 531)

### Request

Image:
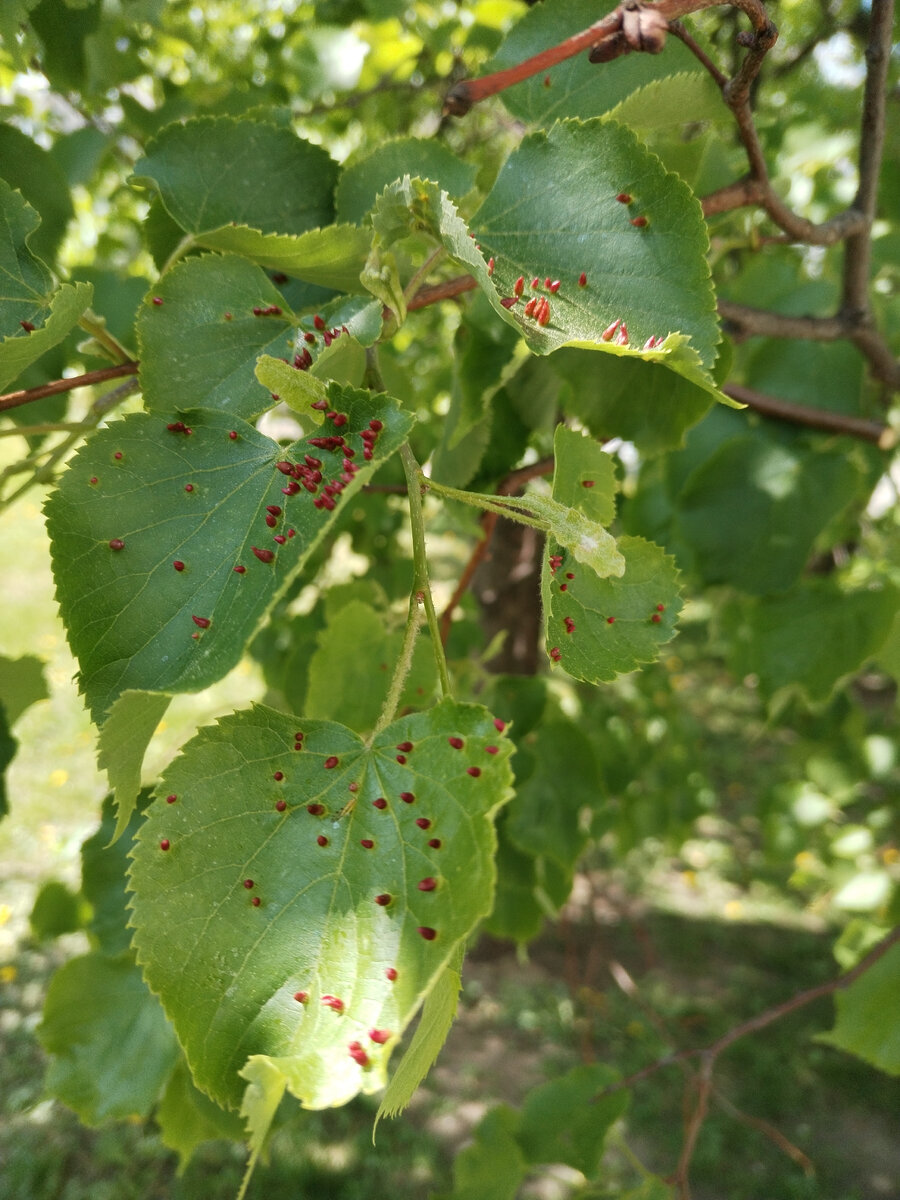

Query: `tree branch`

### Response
(0, 362, 139, 414)
(598, 924, 900, 1099)
(840, 0, 894, 320)
(725, 383, 896, 448)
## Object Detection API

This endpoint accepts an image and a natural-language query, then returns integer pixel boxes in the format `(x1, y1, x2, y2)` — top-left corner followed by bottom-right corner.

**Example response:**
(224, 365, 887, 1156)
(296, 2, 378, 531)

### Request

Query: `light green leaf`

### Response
(198, 223, 373, 293)
(37, 952, 179, 1125)
(255, 354, 329, 418)
(523, 494, 624, 577)
(131, 116, 337, 240)
(96, 691, 171, 843)
(336, 137, 477, 225)
(0, 280, 93, 393)
(45, 398, 413, 722)
(817, 941, 900, 1076)
(544, 536, 683, 683)
(0, 653, 48, 724)
(604, 71, 727, 130)
(136, 253, 295, 421)
(129, 700, 514, 1111)
(158, 1058, 247, 1171)
(551, 425, 617, 525)
(375, 944, 463, 1129)
(486, 0, 698, 125)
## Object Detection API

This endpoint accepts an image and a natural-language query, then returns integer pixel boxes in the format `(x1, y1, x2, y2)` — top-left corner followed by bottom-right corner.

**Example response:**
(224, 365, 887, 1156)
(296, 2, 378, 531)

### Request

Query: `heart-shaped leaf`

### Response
(540, 428, 682, 680)
(131, 116, 338, 241)
(136, 253, 296, 420)
(128, 700, 514, 1110)
(544, 535, 682, 681)
(45, 395, 413, 722)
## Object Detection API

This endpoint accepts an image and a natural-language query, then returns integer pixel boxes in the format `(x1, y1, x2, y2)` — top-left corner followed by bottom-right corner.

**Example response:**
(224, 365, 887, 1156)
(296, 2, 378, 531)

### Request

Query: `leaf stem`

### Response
(401, 443, 452, 700)
(403, 246, 446, 307)
(424, 475, 551, 533)
(159, 232, 196, 277)
(78, 309, 135, 363)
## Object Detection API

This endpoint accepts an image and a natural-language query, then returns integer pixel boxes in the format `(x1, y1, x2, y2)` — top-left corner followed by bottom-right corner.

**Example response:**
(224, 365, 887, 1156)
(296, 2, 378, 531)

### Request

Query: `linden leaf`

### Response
(544, 535, 682, 682)
(128, 700, 514, 1111)
(45, 398, 413, 723)
(136, 253, 296, 421)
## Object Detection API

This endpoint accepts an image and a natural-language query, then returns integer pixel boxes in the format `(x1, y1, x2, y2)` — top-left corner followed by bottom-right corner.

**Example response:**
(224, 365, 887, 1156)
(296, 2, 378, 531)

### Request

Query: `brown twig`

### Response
(725, 383, 896, 448)
(599, 924, 900, 1197)
(0, 362, 139, 414)
(406, 274, 479, 312)
(841, 0, 894, 321)
(598, 925, 900, 1098)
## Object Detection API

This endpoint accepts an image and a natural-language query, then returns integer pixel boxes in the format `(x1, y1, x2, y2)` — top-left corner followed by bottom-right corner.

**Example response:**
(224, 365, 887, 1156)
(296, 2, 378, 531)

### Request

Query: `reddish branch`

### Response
(0, 362, 139, 414)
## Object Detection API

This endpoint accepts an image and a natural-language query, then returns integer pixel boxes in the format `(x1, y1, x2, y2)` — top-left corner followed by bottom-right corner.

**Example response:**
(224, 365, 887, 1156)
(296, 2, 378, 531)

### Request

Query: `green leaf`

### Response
(817, 941, 900, 1076)
(96, 691, 171, 843)
(545, 536, 683, 683)
(304, 599, 437, 733)
(0, 653, 48, 724)
(675, 436, 865, 593)
(524, 494, 624, 577)
(81, 791, 151, 957)
(136, 253, 296, 421)
(37, 952, 179, 1125)
(29, 880, 87, 940)
(198, 224, 373, 293)
(505, 719, 600, 868)
(0, 279, 93, 393)
(45, 397, 414, 723)
(517, 1063, 629, 1173)
(131, 116, 338, 241)
(551, 425, 617, 525)
(157, 1058, 247, 1171)
(336, 137, 477, 225)
(552, 348, 714, 455)
(129, 700, 514, 1111)
(603, 71, 727, 130)
(483, 828, 545, 943)
(375, 944, 463, 1129)
(448, 1105, 526, 1200)
(0, 703, 15, 820)
(487, 0, 698, 125)
(0, 124, 75, 265)
(0, 178, 51, 328)
(473, 120, 721, 378)
(723, 582, 900, 704)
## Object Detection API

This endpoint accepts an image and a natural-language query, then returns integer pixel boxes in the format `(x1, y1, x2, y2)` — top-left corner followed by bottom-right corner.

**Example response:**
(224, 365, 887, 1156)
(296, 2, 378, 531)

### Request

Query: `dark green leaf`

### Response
(132, 116, 338, 239)
(37, 952, 179, 1125)
(517, 1063, 629, 1173)
(136, 253, 295, 420)
(29, 880, 86, 940)
(818, 941, 900, 1076)
(45, 397, 413, 722)
(335, 137, 477, 225)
